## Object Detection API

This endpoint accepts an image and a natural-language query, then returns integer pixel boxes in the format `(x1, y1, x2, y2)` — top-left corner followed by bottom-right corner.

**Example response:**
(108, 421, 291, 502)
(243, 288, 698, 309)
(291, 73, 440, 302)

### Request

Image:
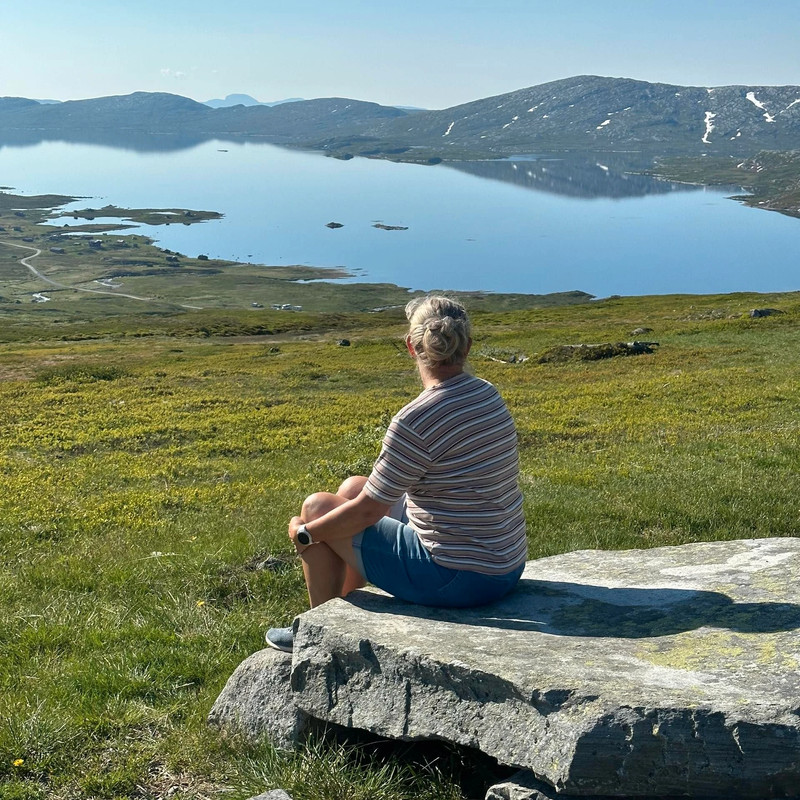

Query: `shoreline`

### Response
(1, 186, 797, 320)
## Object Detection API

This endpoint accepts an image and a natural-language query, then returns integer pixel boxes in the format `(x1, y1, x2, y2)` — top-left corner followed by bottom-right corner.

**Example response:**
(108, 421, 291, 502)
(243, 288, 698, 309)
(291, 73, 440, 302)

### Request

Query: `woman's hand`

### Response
(288, 516, 309, 554)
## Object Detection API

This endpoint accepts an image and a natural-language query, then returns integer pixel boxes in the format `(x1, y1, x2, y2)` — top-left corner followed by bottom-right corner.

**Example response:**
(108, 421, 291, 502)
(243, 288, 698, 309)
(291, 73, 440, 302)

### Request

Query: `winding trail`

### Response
(0, 240, 203, 309)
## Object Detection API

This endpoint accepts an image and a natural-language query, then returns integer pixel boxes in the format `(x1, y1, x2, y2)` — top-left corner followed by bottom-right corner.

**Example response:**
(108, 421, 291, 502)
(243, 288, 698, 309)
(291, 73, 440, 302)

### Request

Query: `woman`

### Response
(266, 296, 527, 652)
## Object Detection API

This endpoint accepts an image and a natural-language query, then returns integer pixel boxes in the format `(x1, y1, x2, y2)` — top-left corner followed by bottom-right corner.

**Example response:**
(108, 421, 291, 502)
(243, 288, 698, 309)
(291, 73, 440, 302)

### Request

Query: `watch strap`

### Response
(296, 524, 314, 546)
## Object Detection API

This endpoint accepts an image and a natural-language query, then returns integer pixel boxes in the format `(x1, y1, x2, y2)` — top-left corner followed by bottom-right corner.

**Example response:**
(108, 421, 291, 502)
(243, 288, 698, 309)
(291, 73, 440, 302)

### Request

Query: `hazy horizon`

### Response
(12, 71, 800, 112)
(1, 0, 798, 109)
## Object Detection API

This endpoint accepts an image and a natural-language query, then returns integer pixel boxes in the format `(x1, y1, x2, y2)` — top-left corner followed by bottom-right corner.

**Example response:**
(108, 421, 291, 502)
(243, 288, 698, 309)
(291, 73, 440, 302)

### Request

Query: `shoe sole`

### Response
(265, 638, 293, 653)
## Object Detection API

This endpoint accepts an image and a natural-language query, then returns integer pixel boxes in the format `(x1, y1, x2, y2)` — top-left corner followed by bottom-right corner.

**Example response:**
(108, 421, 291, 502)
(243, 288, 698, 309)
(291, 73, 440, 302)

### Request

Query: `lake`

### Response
(1, 136, 798, 297)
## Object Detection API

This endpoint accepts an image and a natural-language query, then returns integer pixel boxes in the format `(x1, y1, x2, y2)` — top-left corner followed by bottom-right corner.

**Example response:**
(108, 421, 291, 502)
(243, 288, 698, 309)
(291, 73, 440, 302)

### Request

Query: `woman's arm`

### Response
(289, 489, 390, 550)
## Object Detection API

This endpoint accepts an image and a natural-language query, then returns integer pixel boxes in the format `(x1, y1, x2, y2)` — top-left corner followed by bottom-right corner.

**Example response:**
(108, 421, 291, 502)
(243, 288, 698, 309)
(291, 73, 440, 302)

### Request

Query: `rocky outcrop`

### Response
(486, 771, 570, 800)
(212, 538, 800, 799)
(749, 308, 783, 318)
(372, 223, 409, 230)
(537, 340, 659, 363)
(208, 648, 308, 750)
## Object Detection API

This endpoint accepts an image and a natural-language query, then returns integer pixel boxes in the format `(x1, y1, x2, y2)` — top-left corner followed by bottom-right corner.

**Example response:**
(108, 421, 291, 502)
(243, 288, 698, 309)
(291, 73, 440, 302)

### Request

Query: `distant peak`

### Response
(203, 94, 305, 108)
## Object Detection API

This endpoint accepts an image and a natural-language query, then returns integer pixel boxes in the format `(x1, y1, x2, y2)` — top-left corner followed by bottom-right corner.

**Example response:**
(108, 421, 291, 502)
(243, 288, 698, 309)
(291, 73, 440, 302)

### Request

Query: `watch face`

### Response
(297, 528, 312, 546)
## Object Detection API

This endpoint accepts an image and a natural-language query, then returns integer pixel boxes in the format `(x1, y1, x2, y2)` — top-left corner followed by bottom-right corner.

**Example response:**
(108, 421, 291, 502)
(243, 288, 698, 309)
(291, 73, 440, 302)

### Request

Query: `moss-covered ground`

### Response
(1, 288, 798, 798)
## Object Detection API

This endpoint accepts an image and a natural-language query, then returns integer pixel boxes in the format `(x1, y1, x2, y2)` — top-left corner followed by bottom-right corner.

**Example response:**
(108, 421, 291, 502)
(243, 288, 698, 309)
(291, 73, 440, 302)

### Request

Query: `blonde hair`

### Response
(405, 296, 471, 367)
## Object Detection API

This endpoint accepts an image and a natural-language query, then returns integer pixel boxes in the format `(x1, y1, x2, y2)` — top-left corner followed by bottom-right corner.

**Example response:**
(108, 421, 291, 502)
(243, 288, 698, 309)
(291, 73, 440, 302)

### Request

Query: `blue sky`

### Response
(2, 0, 798, 107)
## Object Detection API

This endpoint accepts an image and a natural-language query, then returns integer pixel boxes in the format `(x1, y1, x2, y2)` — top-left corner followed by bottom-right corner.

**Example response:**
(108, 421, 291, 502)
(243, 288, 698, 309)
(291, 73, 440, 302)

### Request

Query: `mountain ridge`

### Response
(1, 75, 798, 156)
(358, 75, 800, 155)
(203, 94, 305, 108)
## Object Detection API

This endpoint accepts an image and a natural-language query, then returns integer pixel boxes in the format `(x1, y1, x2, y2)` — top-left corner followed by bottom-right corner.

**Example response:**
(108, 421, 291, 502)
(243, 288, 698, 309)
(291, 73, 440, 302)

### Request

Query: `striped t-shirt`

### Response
(364, 372, 527, 575)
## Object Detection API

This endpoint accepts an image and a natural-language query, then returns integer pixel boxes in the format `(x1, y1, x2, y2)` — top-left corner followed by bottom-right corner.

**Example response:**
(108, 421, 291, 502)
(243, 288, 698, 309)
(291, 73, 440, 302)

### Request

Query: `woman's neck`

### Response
(418, 362, 464, 389)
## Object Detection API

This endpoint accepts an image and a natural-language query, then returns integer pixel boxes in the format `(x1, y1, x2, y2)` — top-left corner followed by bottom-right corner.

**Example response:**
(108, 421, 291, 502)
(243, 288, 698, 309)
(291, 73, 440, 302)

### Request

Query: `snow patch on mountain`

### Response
(746, 92, 775, 123)
(702, 111, 716, 144)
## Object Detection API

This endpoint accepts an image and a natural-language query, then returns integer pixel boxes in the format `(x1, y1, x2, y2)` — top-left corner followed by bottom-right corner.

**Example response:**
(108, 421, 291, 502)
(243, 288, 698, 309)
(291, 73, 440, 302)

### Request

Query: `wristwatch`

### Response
(295, 524, 315, 547)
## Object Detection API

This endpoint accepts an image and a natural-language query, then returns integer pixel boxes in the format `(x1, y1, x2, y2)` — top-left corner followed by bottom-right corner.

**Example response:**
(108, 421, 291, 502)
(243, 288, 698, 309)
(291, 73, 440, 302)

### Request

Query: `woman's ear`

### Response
(405, 334, 416, 358)
(465, 337, 473, 356)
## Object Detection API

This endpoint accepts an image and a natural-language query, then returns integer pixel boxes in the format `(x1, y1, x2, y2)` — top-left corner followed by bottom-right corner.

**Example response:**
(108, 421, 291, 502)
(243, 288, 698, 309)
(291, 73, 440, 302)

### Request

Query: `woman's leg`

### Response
(298, 476, 368, 607)
(334, 476, 369, 594)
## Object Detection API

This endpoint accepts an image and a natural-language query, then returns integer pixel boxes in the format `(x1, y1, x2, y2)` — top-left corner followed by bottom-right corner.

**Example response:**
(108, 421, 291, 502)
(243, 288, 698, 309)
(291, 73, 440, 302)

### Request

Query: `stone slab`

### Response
(485, 770, 556, 800)
(291, 538, 800, 797)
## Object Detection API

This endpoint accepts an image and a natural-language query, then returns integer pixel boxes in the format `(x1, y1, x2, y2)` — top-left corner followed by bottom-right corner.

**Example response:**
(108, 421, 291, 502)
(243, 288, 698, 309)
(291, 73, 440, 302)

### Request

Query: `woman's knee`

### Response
(337, 475, 368, 500)
(301, 491, 344, 521)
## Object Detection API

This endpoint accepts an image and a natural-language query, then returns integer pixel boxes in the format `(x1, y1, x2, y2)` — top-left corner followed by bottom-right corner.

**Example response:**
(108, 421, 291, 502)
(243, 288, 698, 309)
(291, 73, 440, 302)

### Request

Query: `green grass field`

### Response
(0, 288, 798, 799)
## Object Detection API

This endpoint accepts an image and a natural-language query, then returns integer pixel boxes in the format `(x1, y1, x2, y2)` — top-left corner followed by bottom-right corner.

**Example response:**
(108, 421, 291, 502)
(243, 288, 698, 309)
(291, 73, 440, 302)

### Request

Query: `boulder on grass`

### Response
(291, 538, 800, 798)
(208, 647, 308, 750)
(212, 538, 800, 798)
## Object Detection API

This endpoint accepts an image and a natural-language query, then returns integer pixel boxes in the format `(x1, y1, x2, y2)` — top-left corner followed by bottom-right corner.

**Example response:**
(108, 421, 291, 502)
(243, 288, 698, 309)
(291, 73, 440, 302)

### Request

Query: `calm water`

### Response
(1, 136, 798, 297)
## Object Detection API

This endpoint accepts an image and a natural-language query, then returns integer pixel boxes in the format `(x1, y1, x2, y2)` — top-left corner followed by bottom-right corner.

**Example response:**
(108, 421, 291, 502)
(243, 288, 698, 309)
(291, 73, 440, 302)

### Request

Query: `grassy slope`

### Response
(650, 150, 800, 219)
(0, 291, 799, 798)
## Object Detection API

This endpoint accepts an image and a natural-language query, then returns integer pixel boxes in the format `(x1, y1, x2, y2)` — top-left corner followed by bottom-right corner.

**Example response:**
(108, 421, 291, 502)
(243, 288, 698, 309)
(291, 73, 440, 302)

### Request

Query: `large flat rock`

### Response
(291, 538, 800, 797)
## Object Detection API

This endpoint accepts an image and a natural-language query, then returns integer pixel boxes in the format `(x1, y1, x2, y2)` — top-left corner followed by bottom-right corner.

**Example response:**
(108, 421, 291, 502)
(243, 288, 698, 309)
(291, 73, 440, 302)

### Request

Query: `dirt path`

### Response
(0, 241, 204, 309)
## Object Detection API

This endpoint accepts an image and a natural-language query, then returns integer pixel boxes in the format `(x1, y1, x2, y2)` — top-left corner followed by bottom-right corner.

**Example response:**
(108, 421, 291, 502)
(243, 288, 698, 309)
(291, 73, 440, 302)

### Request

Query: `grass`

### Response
(0, 289, 798, 798)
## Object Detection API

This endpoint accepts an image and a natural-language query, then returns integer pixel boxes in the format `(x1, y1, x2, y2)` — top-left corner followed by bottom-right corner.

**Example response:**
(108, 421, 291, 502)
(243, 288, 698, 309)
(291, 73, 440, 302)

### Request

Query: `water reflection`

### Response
(0, 129, 693, 201)
(446, 154, 694, 200)
(0, 129, 212, 153)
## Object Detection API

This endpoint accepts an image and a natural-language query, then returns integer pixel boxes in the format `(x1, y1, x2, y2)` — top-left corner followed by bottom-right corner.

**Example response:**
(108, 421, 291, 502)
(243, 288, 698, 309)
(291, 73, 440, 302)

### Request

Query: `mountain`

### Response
(0, 91, 406, 141)
(203, 94, 304, 108)
(204, 93, 264, 108)
(204, 98, 407, 141)
(358, 76, 800, 156)
(1, 77, 798, 156)
(0, 92, 210, 132)
(0, 97, 41, 112)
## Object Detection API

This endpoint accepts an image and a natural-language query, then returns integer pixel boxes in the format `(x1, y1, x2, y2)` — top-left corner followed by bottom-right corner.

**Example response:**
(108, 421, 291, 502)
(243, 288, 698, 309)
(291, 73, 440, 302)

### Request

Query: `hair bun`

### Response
(404, 296, 471, 368)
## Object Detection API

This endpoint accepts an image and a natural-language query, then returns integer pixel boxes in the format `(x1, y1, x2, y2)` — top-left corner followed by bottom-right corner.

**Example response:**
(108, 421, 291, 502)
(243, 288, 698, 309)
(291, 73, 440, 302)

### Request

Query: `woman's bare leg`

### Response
(298, 476, 368, 606)
(329, 476, 368, 594)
